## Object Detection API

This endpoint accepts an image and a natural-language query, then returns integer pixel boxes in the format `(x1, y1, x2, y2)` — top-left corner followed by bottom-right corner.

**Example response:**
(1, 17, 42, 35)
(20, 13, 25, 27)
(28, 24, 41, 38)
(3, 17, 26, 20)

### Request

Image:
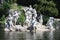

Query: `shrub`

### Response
(17, 11, 25, 25)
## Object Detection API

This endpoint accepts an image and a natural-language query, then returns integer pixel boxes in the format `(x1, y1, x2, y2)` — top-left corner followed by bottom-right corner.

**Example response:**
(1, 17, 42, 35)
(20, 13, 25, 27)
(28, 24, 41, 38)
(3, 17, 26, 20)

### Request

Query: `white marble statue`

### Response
(4, 9, 21, 31)
(37, 14, 43, 28)
(24, 5, 38, 29)
(5, 15, 13, 29)
(32, 9, 37, 27)
(24, 5, 33, 27)
(39, 14, 43, 24)
(13, 10, 20, 26)
(46, 17, 54, 29)
(29, 5, 33, 11)
(25, 11, 32, 27)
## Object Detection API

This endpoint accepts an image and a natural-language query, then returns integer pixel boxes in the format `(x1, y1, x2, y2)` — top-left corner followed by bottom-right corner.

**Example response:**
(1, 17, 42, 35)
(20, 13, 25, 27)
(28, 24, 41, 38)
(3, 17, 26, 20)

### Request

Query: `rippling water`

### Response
(0, 30, 60, 40)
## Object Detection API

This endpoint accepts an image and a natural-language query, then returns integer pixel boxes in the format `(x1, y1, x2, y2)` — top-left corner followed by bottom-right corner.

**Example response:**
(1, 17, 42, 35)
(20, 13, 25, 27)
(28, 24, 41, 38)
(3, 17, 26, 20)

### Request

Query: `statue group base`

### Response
(4, 5, 55, 32)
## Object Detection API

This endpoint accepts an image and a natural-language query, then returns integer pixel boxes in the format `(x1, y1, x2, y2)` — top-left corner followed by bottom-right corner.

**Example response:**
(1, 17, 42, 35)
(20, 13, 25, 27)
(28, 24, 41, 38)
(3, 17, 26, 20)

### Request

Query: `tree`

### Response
(33, 0, 58, 17)
(33, 0, 58, 24)
(5, 0, 17, 3)
(0, 1, 10, 19)
(54, 0, 60, 18)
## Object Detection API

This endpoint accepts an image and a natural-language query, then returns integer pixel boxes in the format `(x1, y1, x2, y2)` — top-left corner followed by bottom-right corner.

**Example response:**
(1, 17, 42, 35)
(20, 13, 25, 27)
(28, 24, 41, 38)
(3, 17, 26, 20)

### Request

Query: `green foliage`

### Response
(10, 3, 18, 9)
(5, 0, 17, 4)
(0, 1, 10, 22)
(0, 0, 59, 26)
(9, 3, 22, 11)
(33, 0, 58, 17)
(9, 3, 24, 24)
(33, 4, 38, 9)
(33, 0, 58, 25)
(0, 1, 23, 27)
(0, 2, 22, 20)
(0, 15, 5, 27)
(18, 5, 22, 10)
(17, 11, 25, 24)
(0, 1, 10, 28)
(0, 15, 5, 21)
(43, 16, 49, 25)
(53, 20, 58, 28)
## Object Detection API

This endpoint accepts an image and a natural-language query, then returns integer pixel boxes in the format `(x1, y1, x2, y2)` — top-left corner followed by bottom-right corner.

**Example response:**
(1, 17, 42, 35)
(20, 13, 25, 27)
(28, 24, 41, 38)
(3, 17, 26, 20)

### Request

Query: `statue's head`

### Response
(29, 5, 32, 8)
(50, 17, 54, 20)
(9, 14, 11, 17)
